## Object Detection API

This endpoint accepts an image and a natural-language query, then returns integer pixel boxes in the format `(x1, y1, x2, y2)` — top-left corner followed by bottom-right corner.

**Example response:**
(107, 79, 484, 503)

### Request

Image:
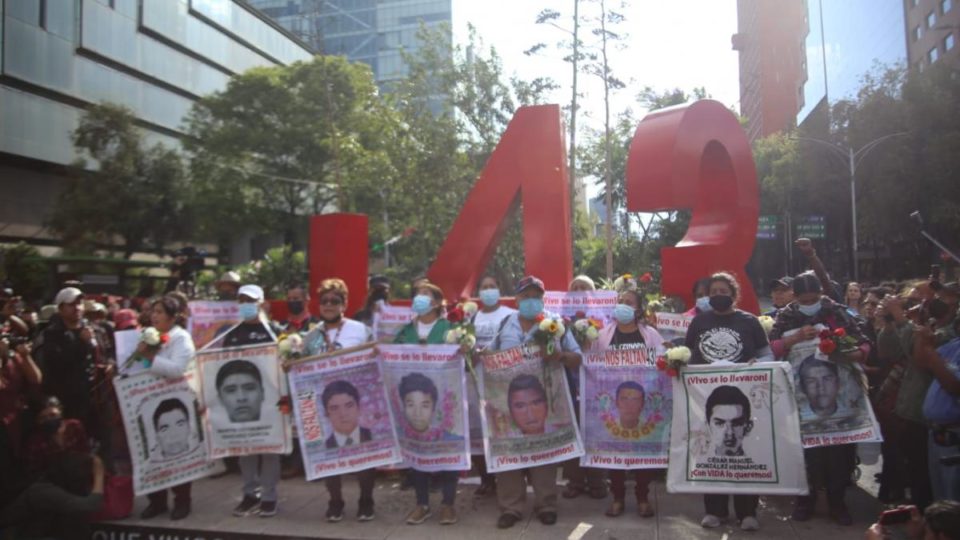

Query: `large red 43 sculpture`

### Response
(309, 101, 759, 316)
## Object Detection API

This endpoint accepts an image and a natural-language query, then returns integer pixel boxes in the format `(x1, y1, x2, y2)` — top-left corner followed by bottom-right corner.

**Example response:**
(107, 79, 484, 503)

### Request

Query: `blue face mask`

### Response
(479, 288, 501, 307)
(696, 296, 712, 312)
(238, 303, 259, 321)
(798, 302, 822, 317)
(412, 294, 434, 316)
(613, 303, 637, 324)
(518, 298, 544, 319)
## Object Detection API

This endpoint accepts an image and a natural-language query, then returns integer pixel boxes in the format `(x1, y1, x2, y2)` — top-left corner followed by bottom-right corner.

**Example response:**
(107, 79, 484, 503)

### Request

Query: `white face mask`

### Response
(696, 296, 712, 312)
(798, 301, 822, 317)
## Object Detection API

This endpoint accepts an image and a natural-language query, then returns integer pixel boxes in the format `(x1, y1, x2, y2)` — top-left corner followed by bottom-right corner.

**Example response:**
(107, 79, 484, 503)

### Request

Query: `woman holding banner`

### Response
(302, 278, 377, 523)
(394, 282, 459, 525)
(685, 272, 771, 531)
(769, 272, 871, 527)
(137, 294, 196, 521)
(596, 289, 666, 518)
(470, 276, 515, 497)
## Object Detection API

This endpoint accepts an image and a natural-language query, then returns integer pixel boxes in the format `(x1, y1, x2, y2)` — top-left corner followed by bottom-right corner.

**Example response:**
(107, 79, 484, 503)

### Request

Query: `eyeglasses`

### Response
(320, 298, 343, 306)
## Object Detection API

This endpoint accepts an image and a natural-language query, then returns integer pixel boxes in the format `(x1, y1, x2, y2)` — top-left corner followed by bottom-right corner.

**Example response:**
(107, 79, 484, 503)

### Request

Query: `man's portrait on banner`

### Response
(215, 359, 265, 423)
(507, 374, 550, 436)
(322, 380, 371, 448)
(705, 385, 754, 457)
(613, 381, 646, 431)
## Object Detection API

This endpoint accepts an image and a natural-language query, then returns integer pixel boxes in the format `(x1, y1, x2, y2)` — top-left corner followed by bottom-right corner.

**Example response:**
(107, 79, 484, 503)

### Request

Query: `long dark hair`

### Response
(152, 293, 187, 327)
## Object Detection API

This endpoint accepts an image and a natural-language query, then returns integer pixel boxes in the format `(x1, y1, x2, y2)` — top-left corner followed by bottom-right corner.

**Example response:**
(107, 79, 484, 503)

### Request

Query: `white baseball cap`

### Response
(54, 287, 83, 306)
(238, 284, 264, 301)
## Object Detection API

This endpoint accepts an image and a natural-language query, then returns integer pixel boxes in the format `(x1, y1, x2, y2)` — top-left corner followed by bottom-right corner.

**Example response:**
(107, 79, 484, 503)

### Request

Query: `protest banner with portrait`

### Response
(654, 312, 693, 344)
(188, 301, 240, 350)
(543, 290, 617, 326)
(479, 345, 584, 473)
(580, 348, 672, 469)
(287, 344, 402, 480)
(467, 364, 485, 455)
(379, 344, 470, 472)
(114, 371, 221, 496)
(783, 328, 882, 447)
(667, 362, 808, 495)
(372, 304, 416, 342)
(197, 343, 292, 458)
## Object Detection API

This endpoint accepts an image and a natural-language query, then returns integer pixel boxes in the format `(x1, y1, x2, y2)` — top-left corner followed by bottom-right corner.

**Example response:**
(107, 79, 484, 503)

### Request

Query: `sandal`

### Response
(605, 500, 625, 517)
(638, 501, 655, 518)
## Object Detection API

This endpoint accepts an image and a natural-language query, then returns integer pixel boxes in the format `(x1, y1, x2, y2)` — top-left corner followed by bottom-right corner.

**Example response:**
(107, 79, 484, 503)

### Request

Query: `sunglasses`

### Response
(320, 297, 343, 306)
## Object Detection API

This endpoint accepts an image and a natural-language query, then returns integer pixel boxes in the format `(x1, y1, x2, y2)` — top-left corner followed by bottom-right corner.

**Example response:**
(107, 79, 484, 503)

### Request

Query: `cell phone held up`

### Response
(878, 508, 912, 526)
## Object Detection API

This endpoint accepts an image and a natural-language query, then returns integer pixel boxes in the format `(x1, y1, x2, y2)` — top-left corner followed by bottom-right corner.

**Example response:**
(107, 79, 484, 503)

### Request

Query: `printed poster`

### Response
(287, 345, 402, 480)
(479, 345, 584, 473)
(667, 362, 808, 495)
(580, 348, 672, 469)
(784, 328, 882, 447)
(372, 304, 416, 342)
(379, 344, 470, 471)
(197, 344, 292, 458)
(115, 329, 145, 376)
(544, 290, 617, 326)
(654, 312, 693, 344)
(467, 365, 485, 455)
(188, 301, 240, 350)
(113, 371, 222, 496)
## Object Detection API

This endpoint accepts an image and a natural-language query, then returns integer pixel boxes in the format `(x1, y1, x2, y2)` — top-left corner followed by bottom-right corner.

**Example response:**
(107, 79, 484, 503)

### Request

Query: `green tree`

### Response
(49, 103, 187, 259)
(0, 243, 47, 301)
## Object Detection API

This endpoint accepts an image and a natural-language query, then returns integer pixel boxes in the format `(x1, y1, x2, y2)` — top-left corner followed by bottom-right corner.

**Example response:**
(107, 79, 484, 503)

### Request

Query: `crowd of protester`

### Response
(0, 237, 959, 538)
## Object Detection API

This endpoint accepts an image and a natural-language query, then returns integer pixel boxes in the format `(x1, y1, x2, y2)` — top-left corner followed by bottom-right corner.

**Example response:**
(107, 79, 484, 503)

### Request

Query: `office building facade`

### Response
(905, 0, 959, 70)
(248, 0, 452, 87)
(0, 0, 313, 247)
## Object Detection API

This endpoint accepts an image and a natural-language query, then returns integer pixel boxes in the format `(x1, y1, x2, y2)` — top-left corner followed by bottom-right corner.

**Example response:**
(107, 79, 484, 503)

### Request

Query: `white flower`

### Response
(462, 301, 479, 317)
(666, 346, 692, 364)
(574, 319, 590, 331)
(464, 334, 477, 348)
(758, 315, 775, 335)
(445, 329, 461, 344)
(141, 327, 161, 347)
(585, 326, 600, 341)
(279, 334, 303, 355)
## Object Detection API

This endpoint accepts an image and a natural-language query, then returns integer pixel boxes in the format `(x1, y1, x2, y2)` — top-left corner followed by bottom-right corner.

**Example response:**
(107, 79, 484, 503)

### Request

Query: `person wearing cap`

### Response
(488, 275, 583, 530)
(113, 309, 140, 331)
(685, 272, 770, 531)
(33, 288, 97, 433)
(769, 271, 871, 526)
(279, 283, 320, 335)
(765, 277, 794, 317)
(219, 285, 284, 518)
(353, 276, 392, 327)
(215, 271, 242, 302)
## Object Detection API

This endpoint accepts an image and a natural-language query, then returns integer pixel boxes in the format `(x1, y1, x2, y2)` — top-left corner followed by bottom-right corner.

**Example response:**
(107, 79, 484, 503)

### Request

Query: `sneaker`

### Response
(325, 503, 344, 523)
(740, 516, 760, 531)
(405, 505, 431, 525)
(258, 501, 277, 518)
(170, 502, 191, 521)
(438, 504, 458, 525)
(474, 482, 496, 497)
(701, 514, 723, 528)
(357, 502, 375, 522)
(497, 513, 521, 529)
(233, 496, 261, 517)
(538, 511, 557, 525)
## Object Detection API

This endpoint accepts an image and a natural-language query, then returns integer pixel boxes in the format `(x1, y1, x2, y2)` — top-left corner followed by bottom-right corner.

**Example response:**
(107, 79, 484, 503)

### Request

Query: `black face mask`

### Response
(709, 295, 734, 312)
(928, 298, 951, 320)
(40, 418, 62, 436)
(287, 300, 305, 315)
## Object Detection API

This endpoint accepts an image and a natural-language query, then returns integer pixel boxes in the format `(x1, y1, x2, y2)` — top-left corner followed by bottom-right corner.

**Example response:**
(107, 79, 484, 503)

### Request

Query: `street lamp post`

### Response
(792, 132, 908, 282)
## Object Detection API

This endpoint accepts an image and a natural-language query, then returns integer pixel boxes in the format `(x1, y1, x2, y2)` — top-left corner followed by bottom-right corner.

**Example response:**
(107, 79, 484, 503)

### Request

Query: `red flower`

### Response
(655, 357, 667, 370)
(640, 272, 653, 283)
(819, 329, 832, 340)
(277, 396, 292, 415)
(447, 306, 465, 323)
(574, 310, 587, 319)
(159, 334, 170, 345)
(666, 368, 678, 377)
(818, 339, 837, 355)
(535, 313, 546, 322)
(833, 327, 846, 338)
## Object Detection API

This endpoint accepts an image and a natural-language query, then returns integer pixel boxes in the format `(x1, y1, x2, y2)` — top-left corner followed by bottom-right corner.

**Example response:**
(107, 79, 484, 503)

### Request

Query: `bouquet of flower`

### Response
(758, 315, 775, 335)
(611, 273, 638, 293)
(656, 345, 691, 377)
(278, 333, 304, 361)
(445, 300, 480, 380)
(533, 314, 566, 356)
(140, 327, 169, 349)
(817, 327, 858, 359)
(569, 313, 602, 348)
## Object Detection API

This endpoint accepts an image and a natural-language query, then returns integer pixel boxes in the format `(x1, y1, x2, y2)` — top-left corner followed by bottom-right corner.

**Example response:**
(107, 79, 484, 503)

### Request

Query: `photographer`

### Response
(163, 247, 204, 296)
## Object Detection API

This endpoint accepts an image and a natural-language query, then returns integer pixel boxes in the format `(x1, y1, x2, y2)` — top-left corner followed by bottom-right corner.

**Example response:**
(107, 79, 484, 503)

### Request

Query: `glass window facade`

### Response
(1, 0, 312, 168)
(944, 0, 954, 14)
(927, 11, 937, 27)
(798, 0, 906, 125)
(946, 32, 956, 50)
(928, 45, 939, 62)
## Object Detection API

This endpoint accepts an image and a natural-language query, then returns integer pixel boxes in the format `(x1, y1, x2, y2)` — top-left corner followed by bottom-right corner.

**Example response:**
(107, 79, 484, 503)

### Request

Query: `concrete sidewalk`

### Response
(99, 445, 886, 540)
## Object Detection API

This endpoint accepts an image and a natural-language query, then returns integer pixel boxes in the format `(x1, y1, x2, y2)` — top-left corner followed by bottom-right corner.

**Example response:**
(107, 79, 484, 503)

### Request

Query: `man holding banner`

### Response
(770, 272, 875, 527)
(487, 276, 584, 530)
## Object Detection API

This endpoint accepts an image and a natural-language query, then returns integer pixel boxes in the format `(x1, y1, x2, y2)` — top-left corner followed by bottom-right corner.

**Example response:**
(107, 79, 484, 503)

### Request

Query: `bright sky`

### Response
(453, 0, 741, 132)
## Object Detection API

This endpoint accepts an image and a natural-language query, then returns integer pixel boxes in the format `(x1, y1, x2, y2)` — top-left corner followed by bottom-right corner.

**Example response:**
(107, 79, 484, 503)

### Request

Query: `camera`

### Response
(170, 246, 206, 283)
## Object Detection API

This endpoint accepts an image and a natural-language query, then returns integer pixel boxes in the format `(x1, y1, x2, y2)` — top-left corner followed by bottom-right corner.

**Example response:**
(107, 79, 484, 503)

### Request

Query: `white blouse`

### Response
(149, 325, 196, 379)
